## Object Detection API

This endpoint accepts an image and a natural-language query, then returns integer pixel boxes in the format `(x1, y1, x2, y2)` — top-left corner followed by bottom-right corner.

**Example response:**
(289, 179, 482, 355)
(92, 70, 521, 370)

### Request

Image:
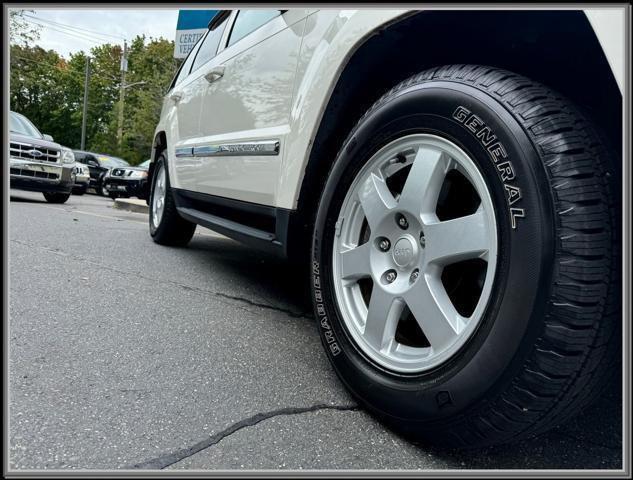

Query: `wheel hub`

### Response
(392, 235, 418, 268)
(332, 134, 498, 373)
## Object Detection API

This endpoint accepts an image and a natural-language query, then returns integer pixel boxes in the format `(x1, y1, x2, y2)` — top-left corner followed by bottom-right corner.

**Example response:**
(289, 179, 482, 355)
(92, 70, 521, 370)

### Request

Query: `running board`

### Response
(172, 188, 291, 257)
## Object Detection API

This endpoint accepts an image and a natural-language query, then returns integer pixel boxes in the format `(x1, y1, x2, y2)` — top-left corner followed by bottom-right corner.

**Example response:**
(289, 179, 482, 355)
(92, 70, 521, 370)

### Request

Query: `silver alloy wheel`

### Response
(151, 164, 166, 229)
(332, 134, 498, 373)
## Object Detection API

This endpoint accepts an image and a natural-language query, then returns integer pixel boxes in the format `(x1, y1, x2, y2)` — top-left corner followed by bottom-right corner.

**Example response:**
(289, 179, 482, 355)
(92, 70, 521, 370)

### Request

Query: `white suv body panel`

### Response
(584, 8, 625, 93)
(154, 8, 623, 210)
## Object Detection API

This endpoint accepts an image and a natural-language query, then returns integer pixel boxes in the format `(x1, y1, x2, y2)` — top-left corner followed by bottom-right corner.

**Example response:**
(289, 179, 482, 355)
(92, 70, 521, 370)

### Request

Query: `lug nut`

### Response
(410, 269, 420, 283)
(419, 231, 426, 248)
(384, 270, 397, 284)
(378, 238, 391, 252)
(396, 213, 409, 230)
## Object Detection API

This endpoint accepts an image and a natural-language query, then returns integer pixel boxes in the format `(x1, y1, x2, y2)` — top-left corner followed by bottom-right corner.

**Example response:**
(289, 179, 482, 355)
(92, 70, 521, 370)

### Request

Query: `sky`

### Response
(21, 9, 181, 58)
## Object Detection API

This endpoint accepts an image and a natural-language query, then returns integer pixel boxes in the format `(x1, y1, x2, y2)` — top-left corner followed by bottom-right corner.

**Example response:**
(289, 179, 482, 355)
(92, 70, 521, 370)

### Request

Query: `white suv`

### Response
(148, 9, 623, 448)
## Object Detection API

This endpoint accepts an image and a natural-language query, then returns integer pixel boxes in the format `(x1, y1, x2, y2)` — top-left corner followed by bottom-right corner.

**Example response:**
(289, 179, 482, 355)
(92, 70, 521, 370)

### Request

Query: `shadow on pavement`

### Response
(182, 234, 623, 470)
(187, 235, 313, 316)
(10, 194, 47, 204)
(422, 375, 622, 469)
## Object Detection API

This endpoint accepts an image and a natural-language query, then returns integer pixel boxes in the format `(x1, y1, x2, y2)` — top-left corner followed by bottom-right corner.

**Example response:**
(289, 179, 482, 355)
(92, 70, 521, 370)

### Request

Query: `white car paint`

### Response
(585, 8, 625, 93)
(154, 8, 624, 210)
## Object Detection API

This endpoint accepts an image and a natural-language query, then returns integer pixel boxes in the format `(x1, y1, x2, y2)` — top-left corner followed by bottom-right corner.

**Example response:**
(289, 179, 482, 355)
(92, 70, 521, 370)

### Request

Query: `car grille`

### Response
(10, 168, 59, 180)
(10, 142, 60, 163)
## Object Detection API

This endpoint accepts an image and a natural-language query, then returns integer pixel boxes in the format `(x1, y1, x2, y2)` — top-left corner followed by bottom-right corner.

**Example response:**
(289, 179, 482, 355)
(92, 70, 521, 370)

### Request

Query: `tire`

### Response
(311, 64, 620, 448)
(43, 192, 71, 204)
(149, 152, 196, 246)
(98, 176, 108, 197)
(109, 193, 119, 200)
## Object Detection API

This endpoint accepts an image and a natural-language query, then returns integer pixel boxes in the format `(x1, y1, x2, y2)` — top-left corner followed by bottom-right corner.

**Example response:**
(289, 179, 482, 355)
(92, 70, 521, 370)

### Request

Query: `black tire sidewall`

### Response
(98, 175, 108, 196)
(312, 81, 555, 423)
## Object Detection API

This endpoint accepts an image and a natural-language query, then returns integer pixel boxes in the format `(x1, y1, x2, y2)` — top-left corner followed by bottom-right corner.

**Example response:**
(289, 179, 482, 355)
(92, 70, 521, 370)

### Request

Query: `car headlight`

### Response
(129, 170, 148, 179)
(61, 147, 75, 164)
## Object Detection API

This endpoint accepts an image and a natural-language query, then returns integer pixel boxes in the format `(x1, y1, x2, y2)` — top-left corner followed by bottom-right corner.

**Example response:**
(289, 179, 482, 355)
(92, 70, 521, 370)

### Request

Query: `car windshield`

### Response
(97, 155, 130, 167)
(10, 112, 43, 139)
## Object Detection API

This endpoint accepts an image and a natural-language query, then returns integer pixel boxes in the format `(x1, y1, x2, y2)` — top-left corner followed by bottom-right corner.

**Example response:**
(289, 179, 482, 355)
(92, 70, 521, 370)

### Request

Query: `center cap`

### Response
(392, 237, 416, 267)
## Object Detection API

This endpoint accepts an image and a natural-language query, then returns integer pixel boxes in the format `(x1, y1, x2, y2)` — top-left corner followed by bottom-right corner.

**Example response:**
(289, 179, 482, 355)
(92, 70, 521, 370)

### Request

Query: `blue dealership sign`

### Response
(174, 10, 218, 59)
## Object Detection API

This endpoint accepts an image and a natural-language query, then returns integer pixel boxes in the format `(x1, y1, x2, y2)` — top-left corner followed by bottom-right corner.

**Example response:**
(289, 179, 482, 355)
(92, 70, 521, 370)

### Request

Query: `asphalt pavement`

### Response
(8, 189, 623, 471)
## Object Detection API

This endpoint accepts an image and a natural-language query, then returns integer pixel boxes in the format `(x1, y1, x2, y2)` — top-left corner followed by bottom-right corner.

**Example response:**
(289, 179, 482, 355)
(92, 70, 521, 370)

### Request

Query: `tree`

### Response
(9, 35, 178, 165)
(9, 10, 41, 46)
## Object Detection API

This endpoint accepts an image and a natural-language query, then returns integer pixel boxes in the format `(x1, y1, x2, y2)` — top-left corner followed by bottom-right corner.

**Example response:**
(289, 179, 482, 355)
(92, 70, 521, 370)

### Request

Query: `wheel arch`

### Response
(149, 130, 167, 187)
(287, 9, 621, 262)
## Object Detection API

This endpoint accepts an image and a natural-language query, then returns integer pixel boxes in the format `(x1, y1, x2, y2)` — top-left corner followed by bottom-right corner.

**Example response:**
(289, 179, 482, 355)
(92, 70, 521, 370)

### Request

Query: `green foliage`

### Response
(9, 36, 177, 165)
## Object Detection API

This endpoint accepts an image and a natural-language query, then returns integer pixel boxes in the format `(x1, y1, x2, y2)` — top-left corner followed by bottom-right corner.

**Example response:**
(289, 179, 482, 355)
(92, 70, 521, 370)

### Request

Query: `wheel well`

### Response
(292, 10, 621, 261)
(149, 131, 167, 184)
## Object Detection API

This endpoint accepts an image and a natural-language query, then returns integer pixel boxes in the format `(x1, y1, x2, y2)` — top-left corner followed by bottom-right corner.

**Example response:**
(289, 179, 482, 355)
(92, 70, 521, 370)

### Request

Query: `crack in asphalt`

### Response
(126, 403, 360, 469)
(10, 239, 313, 320)
(214, 291, 312, 319)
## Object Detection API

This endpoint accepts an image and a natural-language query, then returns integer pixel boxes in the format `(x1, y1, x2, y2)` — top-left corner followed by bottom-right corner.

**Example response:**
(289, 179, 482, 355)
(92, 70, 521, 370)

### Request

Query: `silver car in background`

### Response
(9, 111, 76, 203)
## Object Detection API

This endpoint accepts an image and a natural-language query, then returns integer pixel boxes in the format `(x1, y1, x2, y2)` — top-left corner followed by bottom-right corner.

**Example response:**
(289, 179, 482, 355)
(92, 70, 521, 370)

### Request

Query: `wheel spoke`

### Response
(399, 147, 449, 215)
(363, 287, 402, 352)
(423, 208, 489, 264)
(340, 242, 371, 280)
(358, 171, 396, 229)
(404, 276, 462, 351)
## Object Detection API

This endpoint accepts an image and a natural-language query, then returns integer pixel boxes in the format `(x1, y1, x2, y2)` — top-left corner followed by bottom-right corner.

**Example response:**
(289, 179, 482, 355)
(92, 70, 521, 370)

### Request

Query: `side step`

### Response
(172, 188, 292, 257)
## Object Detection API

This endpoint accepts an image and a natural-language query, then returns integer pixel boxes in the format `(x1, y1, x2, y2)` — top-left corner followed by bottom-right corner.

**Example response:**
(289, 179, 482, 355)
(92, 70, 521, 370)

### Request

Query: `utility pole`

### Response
(116, 40, 128, 150)
(80, 56, 91, 150)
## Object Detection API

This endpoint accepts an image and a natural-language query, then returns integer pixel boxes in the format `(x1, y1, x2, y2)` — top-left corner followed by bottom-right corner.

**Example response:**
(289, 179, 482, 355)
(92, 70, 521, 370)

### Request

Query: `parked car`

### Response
(73, 150, 130, 196)
(71, 162, 90, 195)
(9, 111, 76, 203)
(104, 159, 150, 200)
(146, 9, 622, 448)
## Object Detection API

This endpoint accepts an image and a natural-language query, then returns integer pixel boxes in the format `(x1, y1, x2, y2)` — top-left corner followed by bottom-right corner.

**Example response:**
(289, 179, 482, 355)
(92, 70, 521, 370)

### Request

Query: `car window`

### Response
(190, 16, 229, 73)
(172, 39, 203, 88)
(10, 112, 43, 139)
(227, 10, 281, 48)
(96, 155, 128, 167)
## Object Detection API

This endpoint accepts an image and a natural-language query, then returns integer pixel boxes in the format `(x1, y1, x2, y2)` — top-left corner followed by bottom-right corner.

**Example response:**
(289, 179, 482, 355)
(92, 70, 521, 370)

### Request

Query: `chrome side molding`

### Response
(175, 147, 193, 157)
(175, 140, 280, 158)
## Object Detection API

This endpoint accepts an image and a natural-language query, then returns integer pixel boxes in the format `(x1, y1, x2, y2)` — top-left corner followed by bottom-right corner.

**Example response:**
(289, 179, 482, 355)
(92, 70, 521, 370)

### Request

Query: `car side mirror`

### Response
(87, 160, 98, 167)
(43, 134, 54, 141)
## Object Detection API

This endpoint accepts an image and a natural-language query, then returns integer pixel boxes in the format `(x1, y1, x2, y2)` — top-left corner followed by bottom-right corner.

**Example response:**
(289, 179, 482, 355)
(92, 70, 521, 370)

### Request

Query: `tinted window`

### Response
(173, 39, 203, 88)
(191, 17, 228, 73)
(227, 10, 280, 47)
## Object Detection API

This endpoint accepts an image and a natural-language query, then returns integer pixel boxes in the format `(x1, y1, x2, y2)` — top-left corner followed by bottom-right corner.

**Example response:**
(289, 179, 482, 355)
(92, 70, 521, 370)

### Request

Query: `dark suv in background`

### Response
(104, 159, 150, 200)
(73, 150, 130, 196)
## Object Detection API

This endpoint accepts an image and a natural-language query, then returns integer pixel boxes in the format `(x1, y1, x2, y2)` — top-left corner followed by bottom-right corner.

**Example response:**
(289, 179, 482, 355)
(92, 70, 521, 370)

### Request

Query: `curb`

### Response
(112, 198, 149, 214)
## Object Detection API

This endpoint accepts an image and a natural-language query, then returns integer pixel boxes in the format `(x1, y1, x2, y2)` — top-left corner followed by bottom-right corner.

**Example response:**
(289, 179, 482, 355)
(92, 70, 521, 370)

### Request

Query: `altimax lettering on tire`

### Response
(313, 259, 341, 356)
(452, 105, 526, 229)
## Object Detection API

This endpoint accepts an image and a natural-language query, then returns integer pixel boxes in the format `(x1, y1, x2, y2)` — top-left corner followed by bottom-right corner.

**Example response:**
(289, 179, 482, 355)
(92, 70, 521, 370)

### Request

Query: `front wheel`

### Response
(311, 65, 619, 448)
(149, 153, 196, 246)
(43, 192, 71, 204)
(98, 176, 108, 197)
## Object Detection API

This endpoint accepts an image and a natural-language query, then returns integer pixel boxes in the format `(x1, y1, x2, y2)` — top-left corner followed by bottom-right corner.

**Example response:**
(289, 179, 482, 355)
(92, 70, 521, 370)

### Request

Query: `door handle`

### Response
(170, 92, 183, 103)
(205, 65, 226, 84)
